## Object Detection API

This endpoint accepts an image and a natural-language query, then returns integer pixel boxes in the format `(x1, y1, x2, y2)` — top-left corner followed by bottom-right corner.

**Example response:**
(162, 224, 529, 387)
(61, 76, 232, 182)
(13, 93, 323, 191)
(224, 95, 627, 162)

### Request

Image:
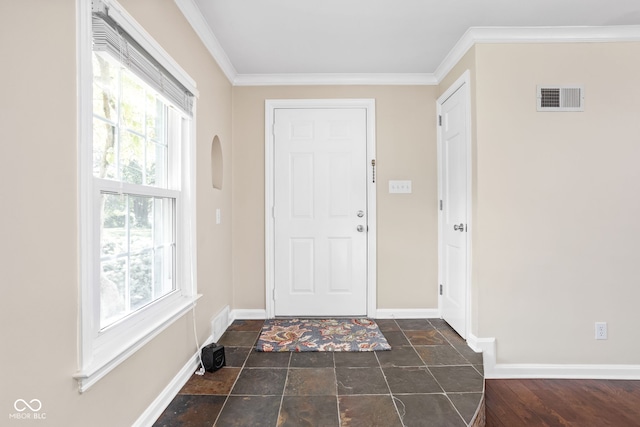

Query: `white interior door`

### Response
(273, 108, 368, 316)
(439, 82, 469, 338)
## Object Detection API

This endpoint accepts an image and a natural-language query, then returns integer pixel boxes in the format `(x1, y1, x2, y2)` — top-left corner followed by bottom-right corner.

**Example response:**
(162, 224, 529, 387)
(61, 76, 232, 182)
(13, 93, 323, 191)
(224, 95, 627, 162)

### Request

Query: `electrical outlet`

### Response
(595, 322, 607, 340)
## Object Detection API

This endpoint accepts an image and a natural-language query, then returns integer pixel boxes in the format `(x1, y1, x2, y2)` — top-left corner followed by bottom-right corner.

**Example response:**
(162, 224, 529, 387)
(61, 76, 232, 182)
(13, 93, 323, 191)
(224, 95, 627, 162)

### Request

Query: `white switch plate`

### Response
(389, 180, 412, 194)
(216, 208, 221, 224)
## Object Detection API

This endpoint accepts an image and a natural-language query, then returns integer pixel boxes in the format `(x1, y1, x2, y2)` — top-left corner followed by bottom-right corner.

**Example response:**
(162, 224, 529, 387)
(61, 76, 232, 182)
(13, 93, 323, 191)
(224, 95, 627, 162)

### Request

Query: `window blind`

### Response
(92, 3, 194, 116)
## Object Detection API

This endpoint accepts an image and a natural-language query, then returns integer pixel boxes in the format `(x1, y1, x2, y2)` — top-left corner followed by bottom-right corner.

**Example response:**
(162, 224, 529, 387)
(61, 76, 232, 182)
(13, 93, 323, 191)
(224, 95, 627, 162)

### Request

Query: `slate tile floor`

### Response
(154, 318, 484, 427)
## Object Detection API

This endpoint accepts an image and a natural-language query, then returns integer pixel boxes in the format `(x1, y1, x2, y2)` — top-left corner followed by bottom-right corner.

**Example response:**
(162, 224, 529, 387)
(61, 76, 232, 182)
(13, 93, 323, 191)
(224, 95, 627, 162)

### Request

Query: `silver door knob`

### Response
(357, 225, 365, 232)
(356, 210, 365, 218)
(453, 223, 464, 232)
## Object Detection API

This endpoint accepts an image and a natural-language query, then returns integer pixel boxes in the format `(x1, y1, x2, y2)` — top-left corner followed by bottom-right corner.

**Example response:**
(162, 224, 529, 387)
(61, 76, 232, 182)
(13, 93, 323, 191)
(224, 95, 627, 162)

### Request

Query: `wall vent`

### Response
(537, 86, 584, 112)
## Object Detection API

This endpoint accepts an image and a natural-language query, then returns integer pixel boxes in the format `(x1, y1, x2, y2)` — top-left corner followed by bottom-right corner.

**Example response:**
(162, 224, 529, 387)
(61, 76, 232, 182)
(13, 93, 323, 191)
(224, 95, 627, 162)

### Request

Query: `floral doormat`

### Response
(255, 318, 391, 352)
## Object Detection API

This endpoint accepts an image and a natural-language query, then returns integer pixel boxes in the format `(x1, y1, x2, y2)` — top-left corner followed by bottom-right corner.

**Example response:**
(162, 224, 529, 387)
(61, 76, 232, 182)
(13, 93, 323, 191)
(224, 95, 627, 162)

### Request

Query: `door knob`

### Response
(357, 225, 365, 232)
(453, 223, 465, 232)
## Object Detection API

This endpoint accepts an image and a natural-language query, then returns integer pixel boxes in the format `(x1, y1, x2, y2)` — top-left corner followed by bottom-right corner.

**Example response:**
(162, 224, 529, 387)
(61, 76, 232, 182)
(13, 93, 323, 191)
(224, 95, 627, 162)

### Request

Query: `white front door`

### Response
(273, 108, 368, 316)
(438, 80, 470, 338)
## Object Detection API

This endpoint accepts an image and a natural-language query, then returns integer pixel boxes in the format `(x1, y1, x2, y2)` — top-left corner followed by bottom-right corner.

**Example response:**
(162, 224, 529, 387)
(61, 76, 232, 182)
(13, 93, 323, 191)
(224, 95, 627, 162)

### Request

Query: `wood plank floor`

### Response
(485, 379, 640, 427)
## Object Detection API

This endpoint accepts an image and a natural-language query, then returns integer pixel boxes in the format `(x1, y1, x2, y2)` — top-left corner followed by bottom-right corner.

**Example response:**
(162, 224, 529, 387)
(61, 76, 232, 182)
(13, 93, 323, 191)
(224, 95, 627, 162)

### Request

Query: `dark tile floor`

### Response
(154, 318, 484, 427)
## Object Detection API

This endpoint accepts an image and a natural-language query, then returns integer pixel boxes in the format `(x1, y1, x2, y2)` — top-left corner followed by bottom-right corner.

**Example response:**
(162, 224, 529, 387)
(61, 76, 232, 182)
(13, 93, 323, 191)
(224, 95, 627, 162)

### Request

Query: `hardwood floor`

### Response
(485, 379, 640, 427)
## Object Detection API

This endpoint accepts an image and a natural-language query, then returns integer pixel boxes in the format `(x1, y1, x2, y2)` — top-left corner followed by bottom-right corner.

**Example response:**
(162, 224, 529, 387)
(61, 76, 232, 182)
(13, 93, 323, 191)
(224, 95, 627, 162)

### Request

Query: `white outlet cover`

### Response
(595, 322, 607, 340)
(389, 180, 412, 194)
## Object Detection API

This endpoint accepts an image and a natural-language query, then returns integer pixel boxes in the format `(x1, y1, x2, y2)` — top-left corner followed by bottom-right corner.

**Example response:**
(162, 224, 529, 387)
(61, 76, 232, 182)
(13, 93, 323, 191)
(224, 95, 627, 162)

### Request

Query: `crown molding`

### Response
(233, 73, 438, 86)
(172, 3, 640, 87)
(174, 0, 237, 83)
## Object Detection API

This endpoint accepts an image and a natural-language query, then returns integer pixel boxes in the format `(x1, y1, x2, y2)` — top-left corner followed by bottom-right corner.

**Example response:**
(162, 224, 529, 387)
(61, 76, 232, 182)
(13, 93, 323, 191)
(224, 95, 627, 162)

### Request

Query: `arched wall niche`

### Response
(211, 135, 223, 190)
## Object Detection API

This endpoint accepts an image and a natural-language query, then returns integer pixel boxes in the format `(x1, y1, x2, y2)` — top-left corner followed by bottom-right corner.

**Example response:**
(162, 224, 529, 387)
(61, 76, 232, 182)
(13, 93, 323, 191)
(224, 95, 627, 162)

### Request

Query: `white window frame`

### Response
(75, 0, 199, 392)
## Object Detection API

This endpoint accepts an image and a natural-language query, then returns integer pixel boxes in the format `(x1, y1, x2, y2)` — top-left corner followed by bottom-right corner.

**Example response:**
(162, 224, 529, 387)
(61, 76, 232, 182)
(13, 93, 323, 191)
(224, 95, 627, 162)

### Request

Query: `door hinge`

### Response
(439, 284, 443, 295)
(438, 115, 442, 126)
(439, 200, 443, 211)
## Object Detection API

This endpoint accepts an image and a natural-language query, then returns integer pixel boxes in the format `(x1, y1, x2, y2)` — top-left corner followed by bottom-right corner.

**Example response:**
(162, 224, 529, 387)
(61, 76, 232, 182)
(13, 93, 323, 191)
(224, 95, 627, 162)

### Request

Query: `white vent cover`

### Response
(537, 86, 584, 112)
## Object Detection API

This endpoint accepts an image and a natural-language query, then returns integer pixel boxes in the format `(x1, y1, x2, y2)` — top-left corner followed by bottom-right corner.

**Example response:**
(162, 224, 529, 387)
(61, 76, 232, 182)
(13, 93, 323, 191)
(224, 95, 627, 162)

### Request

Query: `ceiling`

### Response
(180, 0, 640, 83)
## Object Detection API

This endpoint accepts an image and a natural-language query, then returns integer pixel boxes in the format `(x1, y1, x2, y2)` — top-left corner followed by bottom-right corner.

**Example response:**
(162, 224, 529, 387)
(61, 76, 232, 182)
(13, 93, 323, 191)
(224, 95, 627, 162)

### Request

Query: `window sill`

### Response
(74, 294, 202, 393)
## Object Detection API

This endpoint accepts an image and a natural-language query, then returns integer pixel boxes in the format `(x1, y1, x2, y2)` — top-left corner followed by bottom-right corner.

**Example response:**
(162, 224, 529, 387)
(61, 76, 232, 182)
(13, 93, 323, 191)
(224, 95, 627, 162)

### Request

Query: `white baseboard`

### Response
(228, 308, 442, 321)
(466, 334, 495, 355)
(133, 336, 214, 427)
(375, 308, 440, 319)
(468, 334, 640, 380)
(229, 309, 267, 321)
(488, 363, 640, 380)
(136, 306, 268, 426)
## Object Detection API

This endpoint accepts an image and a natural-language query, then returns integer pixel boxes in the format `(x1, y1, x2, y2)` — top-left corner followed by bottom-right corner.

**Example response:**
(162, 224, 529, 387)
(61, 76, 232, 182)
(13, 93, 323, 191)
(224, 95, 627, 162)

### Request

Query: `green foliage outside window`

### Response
(93, 51, 173, 329)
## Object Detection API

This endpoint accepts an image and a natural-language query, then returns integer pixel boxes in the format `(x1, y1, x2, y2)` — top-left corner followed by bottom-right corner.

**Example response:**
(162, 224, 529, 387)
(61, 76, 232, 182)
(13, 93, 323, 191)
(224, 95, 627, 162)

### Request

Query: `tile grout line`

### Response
(443, 392, 473, 426)
(209, 363, 244, 425)
(377, 319, 408, 427)
(405, 320, 469, 426)
(426, 319, 483, 426)
(211, 328, 260, 426)
(332, 351, 342, 427)
(274, 351, 292, 427)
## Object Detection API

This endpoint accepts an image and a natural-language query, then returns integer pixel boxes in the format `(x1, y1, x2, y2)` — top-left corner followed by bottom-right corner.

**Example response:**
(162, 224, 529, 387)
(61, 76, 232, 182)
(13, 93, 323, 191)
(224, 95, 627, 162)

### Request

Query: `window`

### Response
(93, 51, 179, 330)
(76, 0, 198, 392)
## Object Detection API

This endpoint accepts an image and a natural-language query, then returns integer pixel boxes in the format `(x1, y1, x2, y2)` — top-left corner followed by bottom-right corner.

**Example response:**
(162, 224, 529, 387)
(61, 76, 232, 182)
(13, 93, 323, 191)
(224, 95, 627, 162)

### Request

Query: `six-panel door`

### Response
(274, 108, 368, 316)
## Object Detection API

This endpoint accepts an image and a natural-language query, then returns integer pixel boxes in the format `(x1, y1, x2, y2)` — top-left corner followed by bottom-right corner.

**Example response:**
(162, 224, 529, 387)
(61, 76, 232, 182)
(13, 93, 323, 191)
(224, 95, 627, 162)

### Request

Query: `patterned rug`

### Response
(255, 318, 391, 352)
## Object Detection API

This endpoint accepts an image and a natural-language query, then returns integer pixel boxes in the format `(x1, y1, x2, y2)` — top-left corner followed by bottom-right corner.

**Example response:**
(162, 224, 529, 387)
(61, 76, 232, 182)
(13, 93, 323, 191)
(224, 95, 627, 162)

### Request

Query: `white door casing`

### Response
(265, 99, 377, 318)
(437, 71, 472, 339)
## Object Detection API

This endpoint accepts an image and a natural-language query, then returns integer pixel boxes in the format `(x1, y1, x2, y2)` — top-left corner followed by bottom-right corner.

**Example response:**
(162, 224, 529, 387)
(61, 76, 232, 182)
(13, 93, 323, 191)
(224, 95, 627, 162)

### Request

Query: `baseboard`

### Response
(488, 363, 640, 380)
(132, 336, 214, 427)
(374, 308, 440, 319)
(229, 309, 267, 321)
(466, 334, 495, 355)
(469, 335, 640, 380)
(135, 307, 267, 426)
(229, 308, 442, 321)
(228, 308, 441, 321)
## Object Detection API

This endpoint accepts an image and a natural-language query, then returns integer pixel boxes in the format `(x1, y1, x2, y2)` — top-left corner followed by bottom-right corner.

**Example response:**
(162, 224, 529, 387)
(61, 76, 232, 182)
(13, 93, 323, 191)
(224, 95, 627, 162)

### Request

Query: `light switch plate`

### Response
(389, 180, 412, 194)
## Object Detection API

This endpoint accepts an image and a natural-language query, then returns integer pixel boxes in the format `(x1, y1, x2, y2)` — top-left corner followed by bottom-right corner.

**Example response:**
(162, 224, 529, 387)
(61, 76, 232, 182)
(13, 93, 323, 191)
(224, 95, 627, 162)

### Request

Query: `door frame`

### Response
(437, 71, 473, 338)
(264, 99, 377, 319)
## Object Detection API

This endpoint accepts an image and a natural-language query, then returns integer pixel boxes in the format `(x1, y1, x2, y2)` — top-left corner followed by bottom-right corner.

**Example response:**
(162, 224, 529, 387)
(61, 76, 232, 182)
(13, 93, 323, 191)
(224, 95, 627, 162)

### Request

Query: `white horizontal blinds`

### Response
(92, 5, 194, 116)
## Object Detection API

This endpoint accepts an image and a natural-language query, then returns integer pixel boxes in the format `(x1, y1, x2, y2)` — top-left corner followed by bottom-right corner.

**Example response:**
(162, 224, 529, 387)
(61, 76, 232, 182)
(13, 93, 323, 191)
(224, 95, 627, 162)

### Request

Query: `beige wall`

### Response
(232, 86, 440, 311)
(473, 43, 640, 364)
(3, 2, 638, 423)
(1, 1, 232, 425)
